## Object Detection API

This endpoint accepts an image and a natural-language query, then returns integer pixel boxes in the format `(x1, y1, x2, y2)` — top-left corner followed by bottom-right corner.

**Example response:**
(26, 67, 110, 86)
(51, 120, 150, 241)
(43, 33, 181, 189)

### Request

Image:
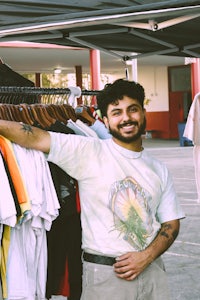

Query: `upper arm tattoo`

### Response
(160, 222, 179, 242)
(20, 122, 33, 134)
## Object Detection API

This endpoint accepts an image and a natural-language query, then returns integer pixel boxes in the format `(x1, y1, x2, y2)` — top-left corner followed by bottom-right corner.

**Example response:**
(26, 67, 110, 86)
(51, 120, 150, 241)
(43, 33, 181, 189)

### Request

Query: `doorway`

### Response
(168, 65, 192, 139)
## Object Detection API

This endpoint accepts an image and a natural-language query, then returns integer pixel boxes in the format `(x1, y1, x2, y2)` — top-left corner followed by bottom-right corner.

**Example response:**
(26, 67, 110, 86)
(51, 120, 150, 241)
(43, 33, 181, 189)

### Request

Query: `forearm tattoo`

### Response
(160, 223, 178, 242)
(20, 122, 33, 134)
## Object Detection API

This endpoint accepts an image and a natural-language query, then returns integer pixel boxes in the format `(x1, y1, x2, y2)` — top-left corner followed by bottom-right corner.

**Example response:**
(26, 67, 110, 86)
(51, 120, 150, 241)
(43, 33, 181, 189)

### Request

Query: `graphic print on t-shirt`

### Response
(109, 176, 154, 250)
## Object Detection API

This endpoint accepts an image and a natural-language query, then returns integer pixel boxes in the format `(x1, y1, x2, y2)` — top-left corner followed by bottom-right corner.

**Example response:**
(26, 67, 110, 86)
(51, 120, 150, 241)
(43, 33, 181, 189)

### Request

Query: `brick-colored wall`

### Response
(146, 111, 170, 139)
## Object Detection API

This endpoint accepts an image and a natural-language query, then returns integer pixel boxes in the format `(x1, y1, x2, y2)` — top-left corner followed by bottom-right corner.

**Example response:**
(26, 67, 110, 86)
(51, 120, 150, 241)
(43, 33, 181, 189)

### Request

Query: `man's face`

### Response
(103, 96, 146, 144)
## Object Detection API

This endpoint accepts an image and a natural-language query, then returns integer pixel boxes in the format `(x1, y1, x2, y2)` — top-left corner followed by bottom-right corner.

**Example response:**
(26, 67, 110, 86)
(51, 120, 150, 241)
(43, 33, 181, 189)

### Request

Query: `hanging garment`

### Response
(0, 137, 31, 299)
(0, 136, 30, 215)
(90, 119, 112, 139)
(0, 63, 34, 87)
(0, 153, 19, 299)
(67, 119, 90, 136)
(46, 121, 82, 300)
(184, 92, 200, 145)
(184, 92, 200, 202)
(3, 144, 60, 300)
(0, 63, 37, 104)
(12, 144, 60, 229)
(75, 119, 98, 138)
(0, 153, 18, 227)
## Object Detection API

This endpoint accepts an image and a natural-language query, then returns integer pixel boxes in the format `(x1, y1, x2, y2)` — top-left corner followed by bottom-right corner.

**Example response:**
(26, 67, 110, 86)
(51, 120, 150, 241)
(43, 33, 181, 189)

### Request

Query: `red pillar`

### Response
(191, 58, 200, 99)
(90, 49, 101, 105)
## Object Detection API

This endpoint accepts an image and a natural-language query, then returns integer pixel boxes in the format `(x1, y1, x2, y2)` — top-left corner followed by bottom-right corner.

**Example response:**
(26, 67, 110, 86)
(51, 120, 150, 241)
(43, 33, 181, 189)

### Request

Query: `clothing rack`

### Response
(0, 86, 100, 104)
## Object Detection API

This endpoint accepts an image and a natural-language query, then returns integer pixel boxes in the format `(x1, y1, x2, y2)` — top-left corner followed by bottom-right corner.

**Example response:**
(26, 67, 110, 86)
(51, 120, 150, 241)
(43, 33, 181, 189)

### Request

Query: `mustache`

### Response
(118, 121, 138, 128)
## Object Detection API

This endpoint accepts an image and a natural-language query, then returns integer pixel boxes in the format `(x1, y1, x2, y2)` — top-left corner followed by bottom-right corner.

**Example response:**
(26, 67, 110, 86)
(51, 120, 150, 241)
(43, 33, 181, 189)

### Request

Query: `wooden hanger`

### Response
(37, 105, 56, 127)
(0, 104, 11, 120)
(16, 105, 33, 125)
(19, 104, 35, 125)
(29, 104, 49, 128)
(45, 104, 67, 124)
(61, 104, 77, 122)
(30, 104, 56, 128)
(7, 104, 23, 122)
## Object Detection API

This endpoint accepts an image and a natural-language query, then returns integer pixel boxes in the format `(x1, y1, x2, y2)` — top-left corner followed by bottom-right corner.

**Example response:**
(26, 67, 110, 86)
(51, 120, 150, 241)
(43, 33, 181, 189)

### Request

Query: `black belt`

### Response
(83, 252, 116, 266)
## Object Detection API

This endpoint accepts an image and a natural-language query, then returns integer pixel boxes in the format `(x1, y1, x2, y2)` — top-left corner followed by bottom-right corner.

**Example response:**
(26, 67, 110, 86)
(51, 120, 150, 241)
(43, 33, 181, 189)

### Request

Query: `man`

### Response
(0, 79, 184, 299)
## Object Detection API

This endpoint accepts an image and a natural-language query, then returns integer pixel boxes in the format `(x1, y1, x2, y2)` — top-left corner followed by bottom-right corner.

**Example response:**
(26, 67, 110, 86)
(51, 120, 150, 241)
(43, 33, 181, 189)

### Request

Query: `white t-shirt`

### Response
(47, 132, 185, 257)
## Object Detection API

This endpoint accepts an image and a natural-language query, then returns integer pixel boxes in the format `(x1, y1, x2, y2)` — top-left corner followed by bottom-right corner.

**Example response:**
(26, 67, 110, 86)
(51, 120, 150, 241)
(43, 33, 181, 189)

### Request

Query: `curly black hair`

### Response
(97, 79, 145, 117)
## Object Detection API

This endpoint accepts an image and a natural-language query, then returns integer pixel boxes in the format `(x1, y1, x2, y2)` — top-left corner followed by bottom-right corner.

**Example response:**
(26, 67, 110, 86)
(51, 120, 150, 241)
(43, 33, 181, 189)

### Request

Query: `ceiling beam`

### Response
(0, 32, 63, 42)
(182, 49, 200, 58)
(129, 28, 176, 49)
(68, 27, 128, 37)
(184, 43, 200, 50)
(67, 35, 124, 60)
(128, 48, 179, 60)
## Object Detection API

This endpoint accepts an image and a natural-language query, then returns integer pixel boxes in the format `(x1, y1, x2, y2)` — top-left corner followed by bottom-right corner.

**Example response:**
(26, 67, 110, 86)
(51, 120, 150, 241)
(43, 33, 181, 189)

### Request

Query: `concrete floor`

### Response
(144, 139, 200, 300)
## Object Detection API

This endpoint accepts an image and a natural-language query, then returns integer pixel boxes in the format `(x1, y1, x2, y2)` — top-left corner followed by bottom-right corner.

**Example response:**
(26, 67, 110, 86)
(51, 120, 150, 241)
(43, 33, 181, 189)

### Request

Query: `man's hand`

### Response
(114, 251, 150, 281)
(114, 219, 180, 281)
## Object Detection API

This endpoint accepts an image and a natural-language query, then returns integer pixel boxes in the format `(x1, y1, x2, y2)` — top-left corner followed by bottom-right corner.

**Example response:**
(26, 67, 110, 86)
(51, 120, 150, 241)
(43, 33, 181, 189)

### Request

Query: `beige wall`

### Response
(109, 64, 170, 113)
(138, 65, 169, 112)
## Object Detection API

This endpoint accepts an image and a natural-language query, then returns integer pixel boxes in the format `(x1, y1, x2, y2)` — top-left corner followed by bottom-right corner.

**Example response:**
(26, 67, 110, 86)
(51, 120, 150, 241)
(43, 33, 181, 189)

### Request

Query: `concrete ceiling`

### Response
(0, 42, 185, 76)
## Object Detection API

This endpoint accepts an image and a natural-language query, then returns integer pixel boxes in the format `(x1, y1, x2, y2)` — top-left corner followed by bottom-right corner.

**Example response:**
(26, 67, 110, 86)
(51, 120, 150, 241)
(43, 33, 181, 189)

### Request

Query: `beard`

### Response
(108, 117, 146, 144)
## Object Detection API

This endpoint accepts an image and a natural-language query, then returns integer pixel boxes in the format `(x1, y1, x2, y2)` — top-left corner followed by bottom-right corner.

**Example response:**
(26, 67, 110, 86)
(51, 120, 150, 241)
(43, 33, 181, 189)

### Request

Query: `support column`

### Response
(130, 58, 138, 82)
(90, 49, 101, 105)
(191, 58, 200, 99)
(75, 65, 82, 105)
(35, 73, 41, 87)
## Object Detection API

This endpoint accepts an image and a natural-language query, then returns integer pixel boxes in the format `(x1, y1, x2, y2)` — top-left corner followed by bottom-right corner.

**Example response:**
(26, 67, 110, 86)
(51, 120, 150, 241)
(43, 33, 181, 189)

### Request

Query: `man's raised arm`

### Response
(0, 120, 51, 153)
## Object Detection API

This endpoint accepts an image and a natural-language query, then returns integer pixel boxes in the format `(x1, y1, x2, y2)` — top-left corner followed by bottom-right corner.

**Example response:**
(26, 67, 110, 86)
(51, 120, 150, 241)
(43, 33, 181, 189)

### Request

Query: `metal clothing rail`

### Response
(0, 86, 100, 95)
(0, 86, 100, 104)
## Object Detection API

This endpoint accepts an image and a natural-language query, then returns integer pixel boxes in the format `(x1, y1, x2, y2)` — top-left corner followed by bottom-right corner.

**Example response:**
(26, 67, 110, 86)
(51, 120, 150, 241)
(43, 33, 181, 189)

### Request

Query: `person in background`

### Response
(0, 79, 185, 300)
